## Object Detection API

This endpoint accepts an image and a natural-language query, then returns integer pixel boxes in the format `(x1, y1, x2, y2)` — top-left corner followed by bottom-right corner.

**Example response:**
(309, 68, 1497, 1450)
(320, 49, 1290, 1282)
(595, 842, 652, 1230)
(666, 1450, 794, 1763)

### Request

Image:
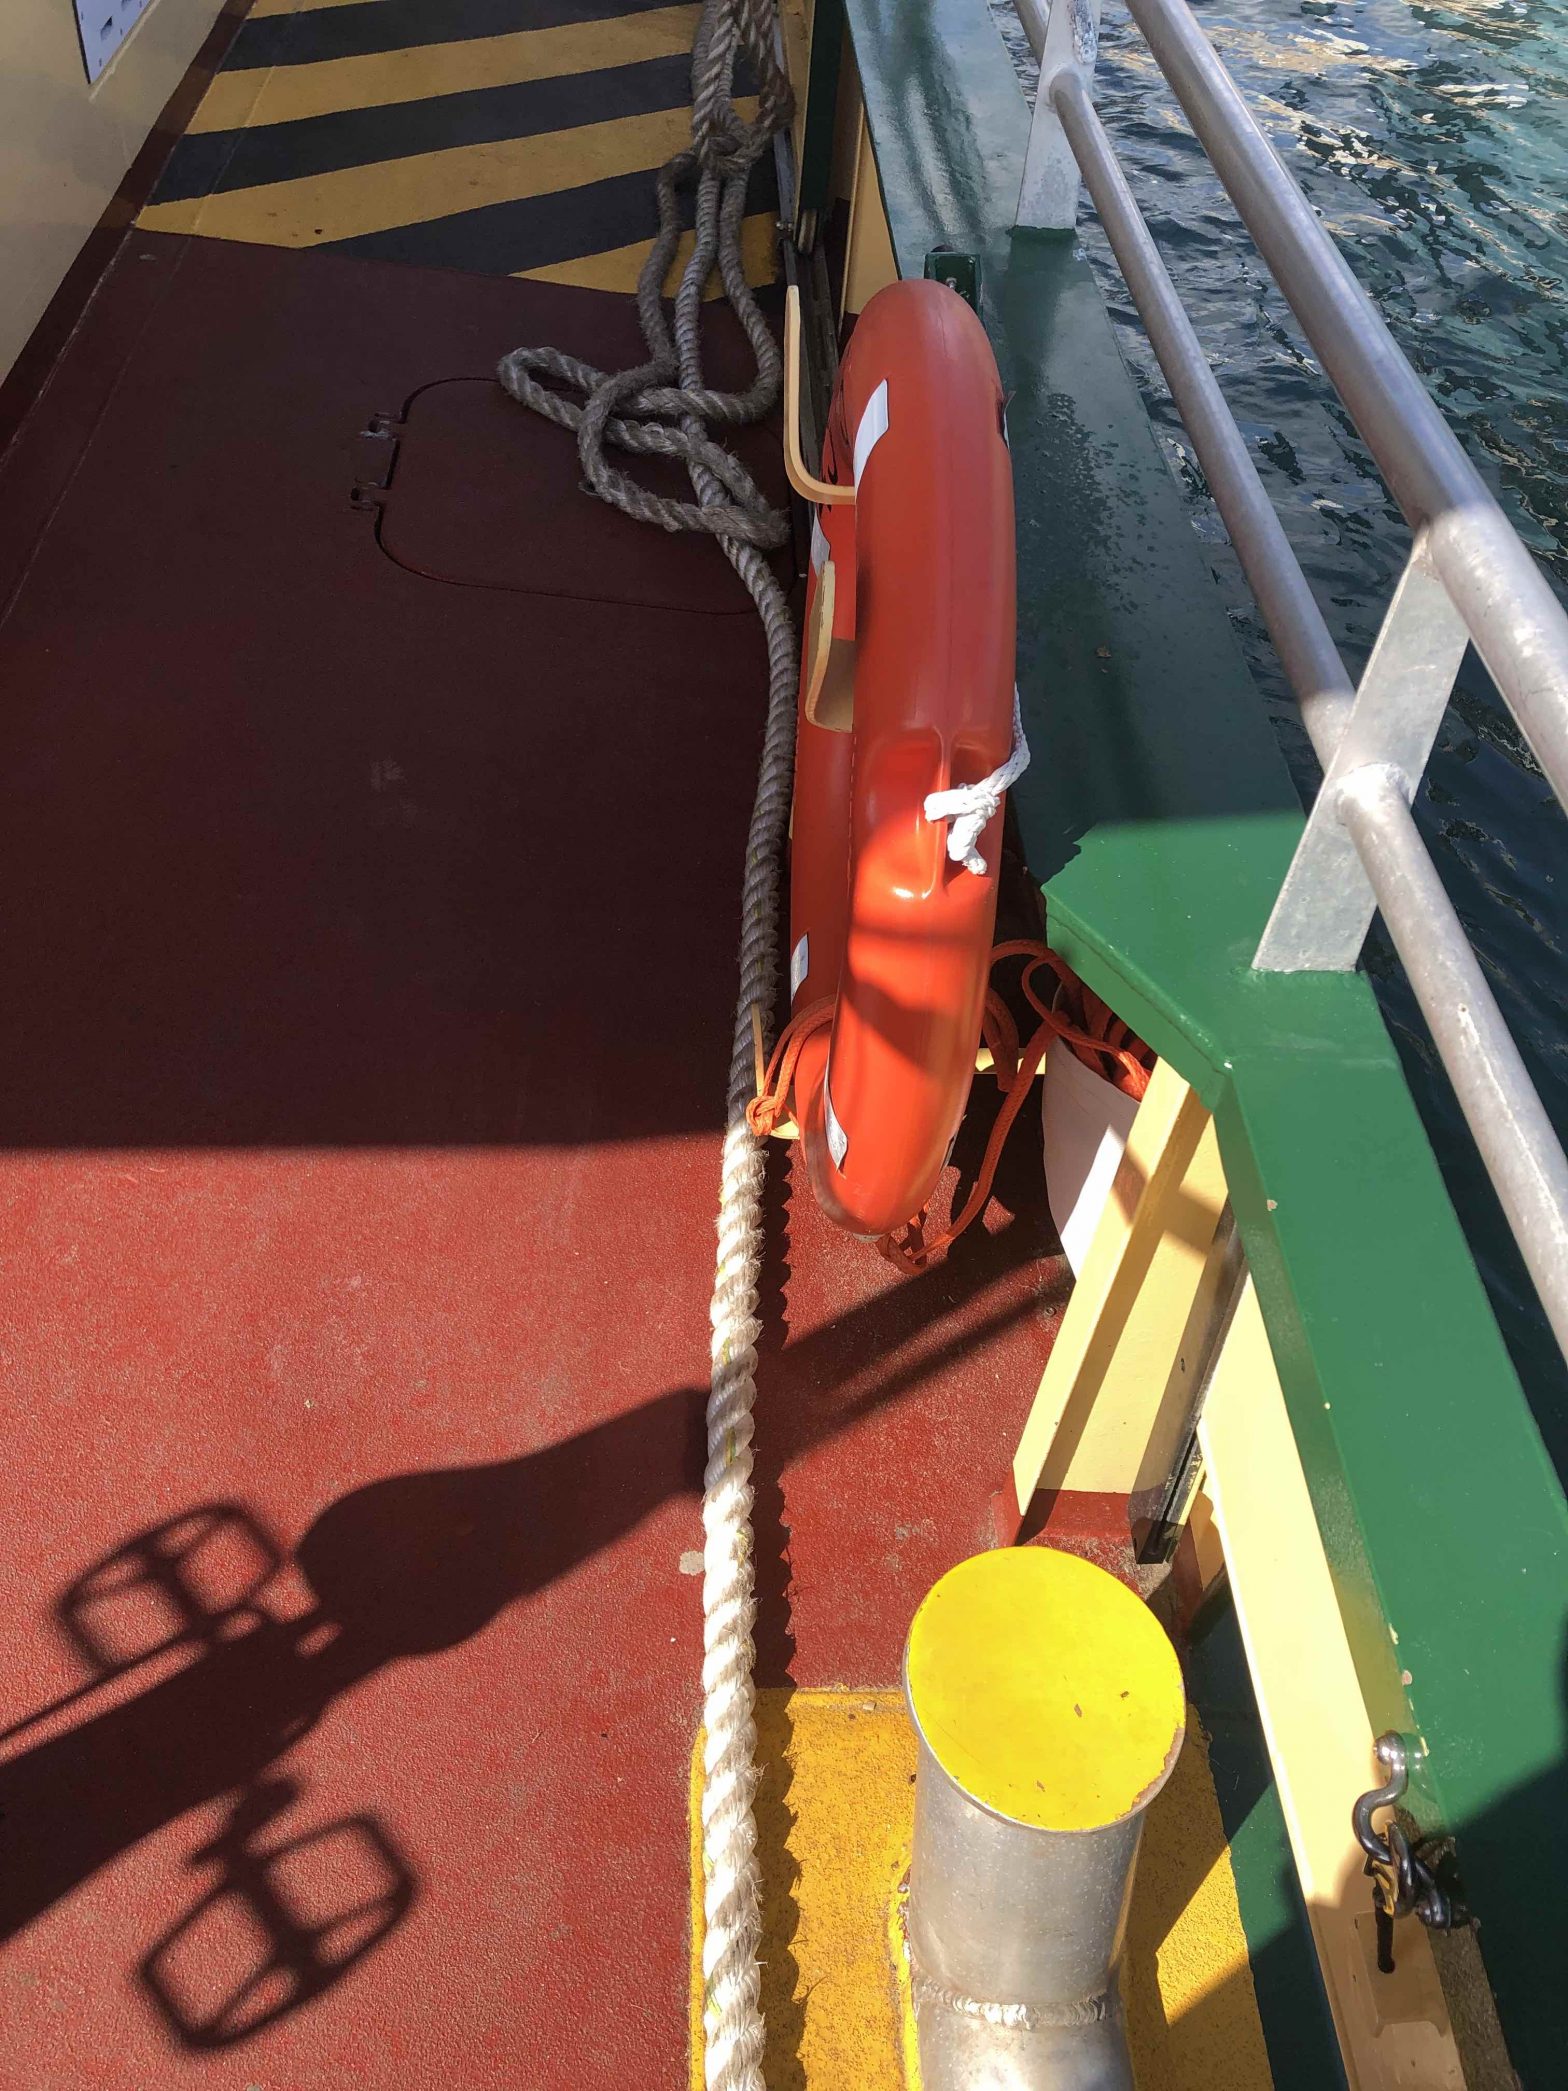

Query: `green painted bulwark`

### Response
(833, 0, 1568, 2077)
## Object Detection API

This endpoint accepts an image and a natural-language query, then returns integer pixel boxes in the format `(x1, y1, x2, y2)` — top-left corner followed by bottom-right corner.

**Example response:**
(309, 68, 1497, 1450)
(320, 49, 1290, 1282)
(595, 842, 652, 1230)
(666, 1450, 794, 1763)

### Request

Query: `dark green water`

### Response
(992, 0, 1568, 1465)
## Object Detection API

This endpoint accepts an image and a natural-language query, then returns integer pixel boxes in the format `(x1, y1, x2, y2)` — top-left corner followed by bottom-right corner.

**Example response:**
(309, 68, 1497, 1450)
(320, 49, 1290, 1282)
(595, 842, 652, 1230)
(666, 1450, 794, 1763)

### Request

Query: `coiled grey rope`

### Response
(498, 9, 795, 2088)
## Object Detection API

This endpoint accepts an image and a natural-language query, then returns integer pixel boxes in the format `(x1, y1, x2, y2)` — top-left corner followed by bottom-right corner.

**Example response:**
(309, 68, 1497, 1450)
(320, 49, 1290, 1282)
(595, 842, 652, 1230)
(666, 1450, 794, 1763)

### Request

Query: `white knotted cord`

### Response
(923, 685, 1031, 875)
(497, 7, 794, 2088)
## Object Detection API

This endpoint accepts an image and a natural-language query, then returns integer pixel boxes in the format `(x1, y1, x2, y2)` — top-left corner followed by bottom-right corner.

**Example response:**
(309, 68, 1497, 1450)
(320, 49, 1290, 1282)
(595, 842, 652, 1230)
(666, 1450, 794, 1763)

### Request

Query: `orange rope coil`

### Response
(750, 942, 1153, 1269)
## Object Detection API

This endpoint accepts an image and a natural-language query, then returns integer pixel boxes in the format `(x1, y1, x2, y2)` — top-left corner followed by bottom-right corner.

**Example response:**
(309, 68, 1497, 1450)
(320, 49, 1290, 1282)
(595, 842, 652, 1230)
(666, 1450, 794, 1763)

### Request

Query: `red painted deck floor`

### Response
(0, 234, 1064, 2088)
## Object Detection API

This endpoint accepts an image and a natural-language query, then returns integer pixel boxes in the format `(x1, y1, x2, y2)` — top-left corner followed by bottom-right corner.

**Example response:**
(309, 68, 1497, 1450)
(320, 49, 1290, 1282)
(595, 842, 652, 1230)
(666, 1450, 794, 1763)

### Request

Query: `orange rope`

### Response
(746, 942, 1154, 1272)
(884, 941, 1153, 1271)
(746, 996, 834, 1137)
(989, 938, 1152, 1098)
(982, 987, 1021, 1083)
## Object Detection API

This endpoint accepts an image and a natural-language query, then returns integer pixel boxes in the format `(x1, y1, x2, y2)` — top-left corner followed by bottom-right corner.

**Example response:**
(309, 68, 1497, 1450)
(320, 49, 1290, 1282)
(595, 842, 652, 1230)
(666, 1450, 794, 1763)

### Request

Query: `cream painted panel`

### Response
(1200, 1280, 1467, 2088)
(0, 0, 228, 385)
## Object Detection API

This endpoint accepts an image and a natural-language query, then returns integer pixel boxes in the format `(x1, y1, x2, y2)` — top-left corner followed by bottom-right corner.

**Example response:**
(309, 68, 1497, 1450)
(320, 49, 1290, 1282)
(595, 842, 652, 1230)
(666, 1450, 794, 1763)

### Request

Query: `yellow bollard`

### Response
(904, 1548, 1185, 2090)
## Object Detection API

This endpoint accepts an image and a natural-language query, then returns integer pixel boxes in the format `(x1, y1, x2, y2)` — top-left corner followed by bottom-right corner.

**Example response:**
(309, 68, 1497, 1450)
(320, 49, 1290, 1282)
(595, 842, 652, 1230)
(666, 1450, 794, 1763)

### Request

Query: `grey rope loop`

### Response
(497, 0, 793, 550)
(498, 7, 796, 2089)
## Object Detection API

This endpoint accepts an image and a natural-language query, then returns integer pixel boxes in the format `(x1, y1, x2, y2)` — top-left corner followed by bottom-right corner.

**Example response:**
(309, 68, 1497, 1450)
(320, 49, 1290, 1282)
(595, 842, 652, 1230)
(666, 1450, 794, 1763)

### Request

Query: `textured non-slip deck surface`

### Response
(0, 232, 1064, 2088)
(139, 0, 780, 290)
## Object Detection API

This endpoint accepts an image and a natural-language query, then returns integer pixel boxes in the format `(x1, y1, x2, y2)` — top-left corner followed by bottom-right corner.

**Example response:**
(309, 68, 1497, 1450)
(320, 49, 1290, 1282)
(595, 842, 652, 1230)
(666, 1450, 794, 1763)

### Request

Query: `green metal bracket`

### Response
(923, 246, 982, 309)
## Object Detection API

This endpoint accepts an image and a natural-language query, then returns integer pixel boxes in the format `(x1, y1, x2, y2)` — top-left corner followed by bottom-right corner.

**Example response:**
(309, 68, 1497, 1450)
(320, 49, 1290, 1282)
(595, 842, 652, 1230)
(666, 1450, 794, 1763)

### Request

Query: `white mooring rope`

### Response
(499, 8, 795, 2087)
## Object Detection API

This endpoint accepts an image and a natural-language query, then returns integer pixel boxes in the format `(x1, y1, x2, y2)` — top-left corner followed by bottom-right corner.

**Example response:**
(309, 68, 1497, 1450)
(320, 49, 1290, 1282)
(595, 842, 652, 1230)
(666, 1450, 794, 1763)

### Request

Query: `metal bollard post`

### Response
(903, 1547, 1185, 2089)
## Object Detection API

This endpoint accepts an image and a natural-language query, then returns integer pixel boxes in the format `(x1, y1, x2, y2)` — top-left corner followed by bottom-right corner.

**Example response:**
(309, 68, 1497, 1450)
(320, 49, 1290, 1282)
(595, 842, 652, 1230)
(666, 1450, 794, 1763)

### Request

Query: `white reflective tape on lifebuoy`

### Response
(852, 380, 889, 487)
(824, 1077, 849, 1169)
(790, 932, 810, 1002)
(810, 513, 829, 572)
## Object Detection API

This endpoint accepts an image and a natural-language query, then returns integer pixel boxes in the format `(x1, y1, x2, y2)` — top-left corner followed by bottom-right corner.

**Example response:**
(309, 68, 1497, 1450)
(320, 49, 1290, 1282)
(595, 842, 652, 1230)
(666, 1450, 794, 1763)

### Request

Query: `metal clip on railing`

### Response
(1011, 0, 1568, 1361)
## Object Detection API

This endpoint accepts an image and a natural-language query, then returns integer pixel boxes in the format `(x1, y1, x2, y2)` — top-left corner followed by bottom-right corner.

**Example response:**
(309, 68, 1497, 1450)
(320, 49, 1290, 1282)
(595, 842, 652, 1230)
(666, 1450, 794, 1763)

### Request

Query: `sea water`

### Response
(991, 0, 1568, 1460)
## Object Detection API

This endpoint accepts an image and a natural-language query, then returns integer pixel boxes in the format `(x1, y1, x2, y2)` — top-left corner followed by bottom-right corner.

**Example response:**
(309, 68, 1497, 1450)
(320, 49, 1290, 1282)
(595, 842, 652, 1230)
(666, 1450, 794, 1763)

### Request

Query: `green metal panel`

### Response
(923, 245, 982, 308)
(835, 0, 1568, 2073)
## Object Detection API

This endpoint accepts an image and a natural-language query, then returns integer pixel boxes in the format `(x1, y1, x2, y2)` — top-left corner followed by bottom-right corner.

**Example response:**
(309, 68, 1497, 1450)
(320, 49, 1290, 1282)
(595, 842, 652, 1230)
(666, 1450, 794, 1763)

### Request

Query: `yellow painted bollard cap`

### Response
(905, 1547, 1186, 1832)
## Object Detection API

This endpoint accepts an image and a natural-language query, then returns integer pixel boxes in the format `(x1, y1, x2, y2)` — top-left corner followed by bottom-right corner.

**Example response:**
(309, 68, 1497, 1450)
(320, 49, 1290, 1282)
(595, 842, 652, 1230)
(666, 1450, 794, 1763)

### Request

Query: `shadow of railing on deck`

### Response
(0, 1182, 1062, 2052)
(139, 1775, 415, 2051)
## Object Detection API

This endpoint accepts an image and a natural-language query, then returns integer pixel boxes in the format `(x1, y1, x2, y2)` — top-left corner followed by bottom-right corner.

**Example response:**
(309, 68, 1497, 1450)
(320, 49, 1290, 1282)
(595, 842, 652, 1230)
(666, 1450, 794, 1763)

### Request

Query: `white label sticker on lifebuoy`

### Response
(852, 380, 889, 486)
(790, 932, 810, 1002)
(810, 514, 829, 572)
(824, 1079, 848, 1169)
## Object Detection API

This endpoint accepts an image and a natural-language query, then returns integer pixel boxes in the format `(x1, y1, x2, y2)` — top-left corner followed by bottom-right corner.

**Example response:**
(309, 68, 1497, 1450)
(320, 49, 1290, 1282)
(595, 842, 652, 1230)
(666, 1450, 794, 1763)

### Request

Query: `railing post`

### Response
(1253, 538, 1469, 972)
(1016, 0, 1102, 230)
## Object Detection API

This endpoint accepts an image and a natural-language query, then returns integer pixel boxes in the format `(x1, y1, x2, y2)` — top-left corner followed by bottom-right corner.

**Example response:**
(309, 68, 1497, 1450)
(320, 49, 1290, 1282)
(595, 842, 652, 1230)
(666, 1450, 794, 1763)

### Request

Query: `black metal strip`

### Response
(225, 0, 685, 73)
(795, 0, 844, 231)
(321, 149, 777, 276)
(150, 53, 693, 203)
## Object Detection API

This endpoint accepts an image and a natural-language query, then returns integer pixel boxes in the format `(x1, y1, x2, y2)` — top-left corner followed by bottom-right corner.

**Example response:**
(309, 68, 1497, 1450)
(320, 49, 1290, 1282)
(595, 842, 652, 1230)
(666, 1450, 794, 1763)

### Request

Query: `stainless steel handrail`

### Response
(1048, 63, 1354, 761)
(1009, 0, 1568, 1357)
(1123, 0, 1568, 805)
(1339, 765, 1568, 1316)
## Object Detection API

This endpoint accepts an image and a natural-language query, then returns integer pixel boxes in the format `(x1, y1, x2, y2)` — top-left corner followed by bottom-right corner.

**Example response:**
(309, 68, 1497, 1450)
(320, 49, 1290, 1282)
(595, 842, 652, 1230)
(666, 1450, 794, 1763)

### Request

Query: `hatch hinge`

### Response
(349, 412, 403, 513)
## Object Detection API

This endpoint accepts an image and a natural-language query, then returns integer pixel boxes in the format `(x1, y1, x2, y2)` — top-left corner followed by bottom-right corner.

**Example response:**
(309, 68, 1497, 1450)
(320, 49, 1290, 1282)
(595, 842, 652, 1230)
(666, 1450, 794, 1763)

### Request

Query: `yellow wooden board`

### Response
(689, 1687, 1273, 2089)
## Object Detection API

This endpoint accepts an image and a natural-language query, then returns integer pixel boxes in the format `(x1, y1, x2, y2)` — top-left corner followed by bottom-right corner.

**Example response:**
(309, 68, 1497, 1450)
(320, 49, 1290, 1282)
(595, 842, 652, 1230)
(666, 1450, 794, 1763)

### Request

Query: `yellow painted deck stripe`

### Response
(247, 0, 386, 18)
(1121, 1708, 1276, 2090)
(189, 6, 702, 133)
(247, 0, 385, 18)
(689, 1688, 1272, 2089)
(138, 101, 754, 247)
(689, 1691, 916, 2091)
(519, 209, 776, 298)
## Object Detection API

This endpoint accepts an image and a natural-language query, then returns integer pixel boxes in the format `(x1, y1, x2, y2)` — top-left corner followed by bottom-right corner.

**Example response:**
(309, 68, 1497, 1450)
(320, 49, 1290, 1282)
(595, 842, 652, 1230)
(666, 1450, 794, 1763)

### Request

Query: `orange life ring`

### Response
(785, 280, 1017, 1238)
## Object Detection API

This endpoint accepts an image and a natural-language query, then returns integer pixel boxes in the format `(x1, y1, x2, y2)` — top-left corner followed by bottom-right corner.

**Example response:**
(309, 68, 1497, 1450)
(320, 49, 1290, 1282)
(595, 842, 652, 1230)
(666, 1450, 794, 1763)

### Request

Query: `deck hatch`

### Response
(376, 376, 790, 612)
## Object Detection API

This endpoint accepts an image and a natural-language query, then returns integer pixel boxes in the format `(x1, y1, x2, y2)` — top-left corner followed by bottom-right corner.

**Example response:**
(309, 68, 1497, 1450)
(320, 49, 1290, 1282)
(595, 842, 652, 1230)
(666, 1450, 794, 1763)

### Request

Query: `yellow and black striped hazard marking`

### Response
(139, 0, 778, 295)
